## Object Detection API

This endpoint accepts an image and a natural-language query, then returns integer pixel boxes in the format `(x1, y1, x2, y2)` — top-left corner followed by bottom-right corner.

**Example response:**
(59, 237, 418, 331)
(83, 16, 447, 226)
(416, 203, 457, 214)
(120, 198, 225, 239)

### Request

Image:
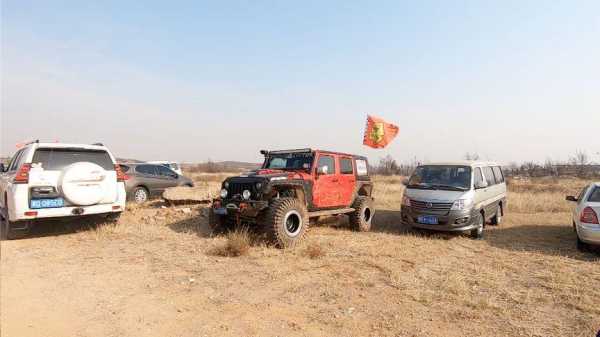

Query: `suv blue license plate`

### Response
(30, 198, 64, 209)
(418, 215, 438, 225)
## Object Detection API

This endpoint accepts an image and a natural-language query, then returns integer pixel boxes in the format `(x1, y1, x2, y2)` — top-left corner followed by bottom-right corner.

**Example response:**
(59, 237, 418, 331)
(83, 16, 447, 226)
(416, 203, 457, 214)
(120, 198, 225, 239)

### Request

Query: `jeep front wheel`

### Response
(349, 196, 374, 232)
(265, 198, 308, 248)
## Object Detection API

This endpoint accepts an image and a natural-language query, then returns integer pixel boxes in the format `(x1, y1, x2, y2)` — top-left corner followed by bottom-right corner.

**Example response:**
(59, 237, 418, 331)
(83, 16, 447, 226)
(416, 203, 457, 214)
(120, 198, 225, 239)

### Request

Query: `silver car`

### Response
(566, 182, 600, 251)
(401, 161, 507, 239)
(119, 163, 194, 203)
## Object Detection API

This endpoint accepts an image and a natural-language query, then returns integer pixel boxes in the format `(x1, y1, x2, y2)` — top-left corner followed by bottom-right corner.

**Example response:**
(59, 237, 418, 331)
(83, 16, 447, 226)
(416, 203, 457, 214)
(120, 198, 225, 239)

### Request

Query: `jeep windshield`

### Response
(407, 165, 471, 191)
(264, 152, 313, 170)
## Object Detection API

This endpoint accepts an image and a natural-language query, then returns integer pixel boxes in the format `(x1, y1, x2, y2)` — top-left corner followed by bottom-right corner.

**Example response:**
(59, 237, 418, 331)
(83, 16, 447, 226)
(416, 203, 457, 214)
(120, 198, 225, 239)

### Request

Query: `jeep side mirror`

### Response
(565, 195, 578, 202)
(318, 165, 328, 175)
(474, 181, 488, 189)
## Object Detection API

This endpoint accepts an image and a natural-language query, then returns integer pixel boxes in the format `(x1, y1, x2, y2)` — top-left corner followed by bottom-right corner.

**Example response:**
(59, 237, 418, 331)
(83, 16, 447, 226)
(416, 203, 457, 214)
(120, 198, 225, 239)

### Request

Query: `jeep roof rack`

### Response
(263, 148, 312, 155)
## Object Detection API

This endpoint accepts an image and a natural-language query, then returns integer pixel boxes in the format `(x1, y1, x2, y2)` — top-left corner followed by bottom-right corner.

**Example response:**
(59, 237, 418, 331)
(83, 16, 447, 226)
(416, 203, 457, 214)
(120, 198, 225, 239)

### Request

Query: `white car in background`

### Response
(147, 161, 183, 175)
(566, 182, 600, 251)
(0, 141, 127, 239)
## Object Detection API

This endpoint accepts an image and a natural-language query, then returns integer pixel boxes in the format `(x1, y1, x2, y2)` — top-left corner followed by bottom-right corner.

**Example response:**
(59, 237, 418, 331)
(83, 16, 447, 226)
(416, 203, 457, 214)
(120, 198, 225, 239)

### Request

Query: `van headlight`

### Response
(220, 189, 228, 199)
(242, 190, 251, 200)
(451, 199, 473, 211)
(402, 195, 411, 207)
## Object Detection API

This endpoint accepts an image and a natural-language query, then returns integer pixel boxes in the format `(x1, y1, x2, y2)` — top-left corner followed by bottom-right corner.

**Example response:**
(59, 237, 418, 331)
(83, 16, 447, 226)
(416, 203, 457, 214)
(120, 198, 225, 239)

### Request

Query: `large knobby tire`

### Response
(208, 209, 231, 234)
(470, 212, 484, 240)
(265, 198, 308, 248)
(349, 196, 374, 232)
(490, 204, 502, 226)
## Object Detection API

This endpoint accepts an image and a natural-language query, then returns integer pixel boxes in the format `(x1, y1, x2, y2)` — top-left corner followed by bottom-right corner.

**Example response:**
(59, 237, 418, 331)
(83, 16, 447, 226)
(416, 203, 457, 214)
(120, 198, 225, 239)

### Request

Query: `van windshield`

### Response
(408, 165, 471, 191)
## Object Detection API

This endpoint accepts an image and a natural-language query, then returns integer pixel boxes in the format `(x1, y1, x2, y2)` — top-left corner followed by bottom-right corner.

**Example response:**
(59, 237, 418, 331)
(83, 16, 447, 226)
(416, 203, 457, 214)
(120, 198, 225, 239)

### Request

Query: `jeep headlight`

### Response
(255, 182, 262, 190)
(242, 190, 251, 200)
(220, 188, 228, 199)
(450, 199, 473, 211)
(402, 195, 411, 207)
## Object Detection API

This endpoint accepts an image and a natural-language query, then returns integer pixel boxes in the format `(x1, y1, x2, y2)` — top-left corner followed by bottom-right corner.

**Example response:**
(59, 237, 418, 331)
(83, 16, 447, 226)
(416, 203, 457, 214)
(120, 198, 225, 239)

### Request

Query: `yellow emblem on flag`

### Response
(370, 122, 385, 144)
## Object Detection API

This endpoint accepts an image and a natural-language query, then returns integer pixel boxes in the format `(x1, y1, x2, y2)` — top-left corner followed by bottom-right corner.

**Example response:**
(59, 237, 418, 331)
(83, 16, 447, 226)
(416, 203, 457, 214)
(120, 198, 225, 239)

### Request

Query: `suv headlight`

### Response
(451, 199, 473, 211)
(220, 188, 228, 199)
(402, 195, 411, 207)
(242, 190, 251, 200)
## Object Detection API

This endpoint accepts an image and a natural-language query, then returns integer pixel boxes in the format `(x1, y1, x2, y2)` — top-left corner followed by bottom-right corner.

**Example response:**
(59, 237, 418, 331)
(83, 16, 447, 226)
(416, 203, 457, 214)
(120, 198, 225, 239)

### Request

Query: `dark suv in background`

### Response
(119, 163, 194, 203)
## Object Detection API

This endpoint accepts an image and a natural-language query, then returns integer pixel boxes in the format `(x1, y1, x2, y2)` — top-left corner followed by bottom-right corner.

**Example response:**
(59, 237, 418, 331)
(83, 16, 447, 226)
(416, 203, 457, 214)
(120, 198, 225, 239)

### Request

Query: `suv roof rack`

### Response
(91, 142, 104, 146)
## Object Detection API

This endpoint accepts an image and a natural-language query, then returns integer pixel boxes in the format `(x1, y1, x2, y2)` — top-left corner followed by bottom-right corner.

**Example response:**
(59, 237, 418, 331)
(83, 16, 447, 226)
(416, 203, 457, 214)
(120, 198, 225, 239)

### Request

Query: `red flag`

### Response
(363, 115, 399, 149)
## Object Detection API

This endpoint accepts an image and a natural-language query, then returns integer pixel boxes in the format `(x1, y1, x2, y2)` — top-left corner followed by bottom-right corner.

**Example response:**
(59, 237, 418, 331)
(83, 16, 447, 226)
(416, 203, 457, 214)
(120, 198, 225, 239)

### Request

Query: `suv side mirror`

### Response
(565, 195, 578, 202)
(474, 181, 488, 189)
(318, 165, 329, 175)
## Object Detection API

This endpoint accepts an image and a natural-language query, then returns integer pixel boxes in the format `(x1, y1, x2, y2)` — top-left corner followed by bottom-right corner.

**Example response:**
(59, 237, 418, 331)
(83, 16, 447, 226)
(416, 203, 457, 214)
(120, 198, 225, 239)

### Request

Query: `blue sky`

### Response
(2, 1, 599, 164)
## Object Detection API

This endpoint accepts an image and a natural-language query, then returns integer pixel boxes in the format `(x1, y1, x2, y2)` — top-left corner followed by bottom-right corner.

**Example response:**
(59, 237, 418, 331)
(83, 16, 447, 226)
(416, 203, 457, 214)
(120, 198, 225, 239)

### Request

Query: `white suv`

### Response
(0, 142, 127, 239)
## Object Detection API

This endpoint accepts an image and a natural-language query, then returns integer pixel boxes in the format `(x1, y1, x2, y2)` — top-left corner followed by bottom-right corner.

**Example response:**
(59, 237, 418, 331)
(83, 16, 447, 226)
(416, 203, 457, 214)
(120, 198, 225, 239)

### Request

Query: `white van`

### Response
(0, 142, 127, 239)
(401, 161, 507, 239)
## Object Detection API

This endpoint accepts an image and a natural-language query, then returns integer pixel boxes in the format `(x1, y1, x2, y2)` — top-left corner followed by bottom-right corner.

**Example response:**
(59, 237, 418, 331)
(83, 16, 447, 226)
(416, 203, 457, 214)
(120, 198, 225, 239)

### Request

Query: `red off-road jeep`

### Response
(210, 149, 375, 248)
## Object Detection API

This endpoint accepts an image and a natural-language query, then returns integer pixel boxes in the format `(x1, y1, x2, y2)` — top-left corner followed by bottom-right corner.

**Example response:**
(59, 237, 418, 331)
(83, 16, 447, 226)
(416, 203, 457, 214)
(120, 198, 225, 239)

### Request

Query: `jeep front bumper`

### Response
(212, 199, 269, 219)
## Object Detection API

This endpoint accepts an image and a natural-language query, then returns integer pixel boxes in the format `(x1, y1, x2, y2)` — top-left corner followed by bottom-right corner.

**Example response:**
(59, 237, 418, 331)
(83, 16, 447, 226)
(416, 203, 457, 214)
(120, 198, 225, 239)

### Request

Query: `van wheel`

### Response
(132, 187, 149, 204)
(490, 205, 502, 226)
(470, 213, 484, 240)
(349, 197, 374, 232)
(265, 198, 308, 248)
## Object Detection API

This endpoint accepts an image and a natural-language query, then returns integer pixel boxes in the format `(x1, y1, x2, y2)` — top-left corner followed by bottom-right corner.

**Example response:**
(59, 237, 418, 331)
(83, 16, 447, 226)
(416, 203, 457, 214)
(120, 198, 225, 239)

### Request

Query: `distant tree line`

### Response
(370, 150, 600, 178)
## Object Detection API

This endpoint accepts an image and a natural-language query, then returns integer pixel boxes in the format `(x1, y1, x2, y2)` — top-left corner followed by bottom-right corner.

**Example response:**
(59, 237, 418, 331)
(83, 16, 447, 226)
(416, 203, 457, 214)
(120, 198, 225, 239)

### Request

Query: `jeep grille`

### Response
(227, 182, 256, 198)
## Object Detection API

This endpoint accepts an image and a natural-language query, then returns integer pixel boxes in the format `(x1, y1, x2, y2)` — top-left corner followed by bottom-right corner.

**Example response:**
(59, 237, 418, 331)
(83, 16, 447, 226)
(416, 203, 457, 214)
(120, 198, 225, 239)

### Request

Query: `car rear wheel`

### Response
(265, 197, 308, 248)
(349, 196, 374, 232)
(0, 218, 30, 240)
(470, 213, 484, 240)
(133, 187, 149, 204)
(490, 205, 502, 226)
(576, 235, 589, 252)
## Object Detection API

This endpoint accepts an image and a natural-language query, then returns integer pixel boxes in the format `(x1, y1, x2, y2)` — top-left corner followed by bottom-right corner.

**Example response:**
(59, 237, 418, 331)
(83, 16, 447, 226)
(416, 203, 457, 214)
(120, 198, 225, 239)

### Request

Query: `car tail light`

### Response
(115, 164, 129, 182)
(13, 163, 32, 184)
(580, 207, 599, 224)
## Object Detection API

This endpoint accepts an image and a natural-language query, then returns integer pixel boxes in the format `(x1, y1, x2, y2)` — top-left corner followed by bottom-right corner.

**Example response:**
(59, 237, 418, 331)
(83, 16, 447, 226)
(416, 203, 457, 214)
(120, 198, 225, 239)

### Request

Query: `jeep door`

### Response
(337, 156, 356, 206)
(312, 154, 341, 208)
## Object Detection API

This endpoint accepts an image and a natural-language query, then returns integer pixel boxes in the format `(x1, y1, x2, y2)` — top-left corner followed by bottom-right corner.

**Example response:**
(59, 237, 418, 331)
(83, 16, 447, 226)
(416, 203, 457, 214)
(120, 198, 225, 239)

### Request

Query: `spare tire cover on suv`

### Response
(60, 162, 110, 206)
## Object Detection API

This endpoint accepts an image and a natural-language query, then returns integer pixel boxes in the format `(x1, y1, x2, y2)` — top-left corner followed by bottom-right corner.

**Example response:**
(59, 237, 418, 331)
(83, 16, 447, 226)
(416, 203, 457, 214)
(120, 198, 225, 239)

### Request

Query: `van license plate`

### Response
(418, 215, 438, 225)
(30, 198, 64, 209)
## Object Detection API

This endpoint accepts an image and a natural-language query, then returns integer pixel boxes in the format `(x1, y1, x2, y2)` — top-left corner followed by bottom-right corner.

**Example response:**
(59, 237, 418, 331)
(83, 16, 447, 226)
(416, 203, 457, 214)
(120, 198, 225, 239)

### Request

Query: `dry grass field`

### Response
(1, 175, 599, 337)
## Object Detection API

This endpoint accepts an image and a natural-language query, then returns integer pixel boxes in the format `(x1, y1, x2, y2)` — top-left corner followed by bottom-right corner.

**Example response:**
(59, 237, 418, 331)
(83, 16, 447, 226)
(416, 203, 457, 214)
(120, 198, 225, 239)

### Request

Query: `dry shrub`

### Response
(303, 242, 326, 259)
(209, 227, 252, 257)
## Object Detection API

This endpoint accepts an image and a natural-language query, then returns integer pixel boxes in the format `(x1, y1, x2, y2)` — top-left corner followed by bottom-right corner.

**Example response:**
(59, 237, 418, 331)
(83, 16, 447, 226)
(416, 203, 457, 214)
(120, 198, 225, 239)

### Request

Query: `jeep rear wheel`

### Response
(265, 198, 308, 248)
(349, 196, 374, 232)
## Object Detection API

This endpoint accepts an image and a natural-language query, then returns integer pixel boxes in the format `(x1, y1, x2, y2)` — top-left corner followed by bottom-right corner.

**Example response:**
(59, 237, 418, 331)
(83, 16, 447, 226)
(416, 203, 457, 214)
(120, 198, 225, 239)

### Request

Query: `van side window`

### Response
(483, 167, 496, 186)
(492, 166, 504, 183)
(340, 158, 354, 175)
(317, 155, 335, 175)
(474, 168, 484, 187)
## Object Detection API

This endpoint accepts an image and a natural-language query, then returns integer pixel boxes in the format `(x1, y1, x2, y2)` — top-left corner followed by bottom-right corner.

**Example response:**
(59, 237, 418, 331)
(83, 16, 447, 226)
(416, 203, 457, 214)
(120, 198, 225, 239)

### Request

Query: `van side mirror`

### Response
(565, 195, 578, 202)
(474, 181, 488, 189)
(318, 165, 329, 175)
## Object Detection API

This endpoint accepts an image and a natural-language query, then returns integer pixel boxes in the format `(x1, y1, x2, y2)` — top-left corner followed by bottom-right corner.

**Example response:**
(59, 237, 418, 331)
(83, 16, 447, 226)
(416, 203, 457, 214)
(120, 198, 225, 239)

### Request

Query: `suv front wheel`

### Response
(264, 198, 308, 248)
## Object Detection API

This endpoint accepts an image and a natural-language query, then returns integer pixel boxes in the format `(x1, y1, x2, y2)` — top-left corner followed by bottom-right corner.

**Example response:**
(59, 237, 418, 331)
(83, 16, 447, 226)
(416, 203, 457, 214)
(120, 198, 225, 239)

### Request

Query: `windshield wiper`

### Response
(407, 183, 435, 189)
(430, 184, 467, 191)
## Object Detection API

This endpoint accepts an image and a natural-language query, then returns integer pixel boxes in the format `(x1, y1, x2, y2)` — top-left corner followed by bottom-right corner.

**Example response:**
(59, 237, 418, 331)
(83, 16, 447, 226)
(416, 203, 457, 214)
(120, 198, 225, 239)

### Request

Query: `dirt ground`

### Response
(1, 178, 599, 337)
